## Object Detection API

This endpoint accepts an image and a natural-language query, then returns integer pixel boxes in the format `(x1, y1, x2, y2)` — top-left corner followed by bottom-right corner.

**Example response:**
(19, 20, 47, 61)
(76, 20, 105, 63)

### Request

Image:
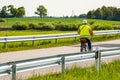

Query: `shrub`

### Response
(92, 24, 113, 30)
(103, 24, 113, 30)
(0, 18, 6, 22)
(113, 25, 120, 30)
(12, 22, 28, 30)
(89, 21, 96, 25)
(55, 23, 67, 31)
(29, 23, 38, 29)
(55, 23, 78, 31)
(38, 23, 55, 30)
(38, 22, 46, 25)
(70, 24, 78, 30)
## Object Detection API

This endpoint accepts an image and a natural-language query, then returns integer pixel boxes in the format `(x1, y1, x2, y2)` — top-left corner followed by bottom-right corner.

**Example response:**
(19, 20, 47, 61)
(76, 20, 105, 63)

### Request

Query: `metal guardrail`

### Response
(0, 30, 120, 48)
(0, 48, 120, 80)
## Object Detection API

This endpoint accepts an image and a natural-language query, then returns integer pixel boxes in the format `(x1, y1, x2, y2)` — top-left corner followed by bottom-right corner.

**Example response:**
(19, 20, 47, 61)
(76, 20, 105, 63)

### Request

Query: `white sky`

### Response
(1, 0, 120, 17)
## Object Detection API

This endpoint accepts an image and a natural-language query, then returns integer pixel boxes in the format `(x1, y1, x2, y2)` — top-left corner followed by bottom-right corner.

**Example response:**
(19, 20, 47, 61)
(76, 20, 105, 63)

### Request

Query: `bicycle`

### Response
(80, 38, 92, 52)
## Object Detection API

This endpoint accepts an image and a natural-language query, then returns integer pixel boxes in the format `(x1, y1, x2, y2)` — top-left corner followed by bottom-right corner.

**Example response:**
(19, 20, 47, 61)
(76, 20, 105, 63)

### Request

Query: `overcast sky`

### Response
(1, 0, 120, 17)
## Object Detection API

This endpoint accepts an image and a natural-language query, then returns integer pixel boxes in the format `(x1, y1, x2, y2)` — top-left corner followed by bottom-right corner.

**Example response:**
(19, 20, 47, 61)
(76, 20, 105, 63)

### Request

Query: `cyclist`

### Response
(77, 19, 93, 51)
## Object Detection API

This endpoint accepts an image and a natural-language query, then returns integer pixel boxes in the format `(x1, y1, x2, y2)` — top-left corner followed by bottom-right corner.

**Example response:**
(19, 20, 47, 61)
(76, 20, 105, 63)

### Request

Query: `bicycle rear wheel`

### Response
(80, 39, 87, 52)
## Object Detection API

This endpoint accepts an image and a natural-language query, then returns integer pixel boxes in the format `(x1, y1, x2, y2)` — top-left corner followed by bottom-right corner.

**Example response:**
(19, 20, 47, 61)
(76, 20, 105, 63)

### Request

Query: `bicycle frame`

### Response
(80, 38, 88, 52)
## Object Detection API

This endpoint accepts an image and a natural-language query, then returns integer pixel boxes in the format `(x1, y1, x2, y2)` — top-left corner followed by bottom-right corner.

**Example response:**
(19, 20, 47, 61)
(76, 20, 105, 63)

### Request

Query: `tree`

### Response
(94, 8, 103, 19)
(8, 5, 25, 17)
(17, 7, 25, 17)
(8, 5, 17, 17)
(87, 5, 120, 20)
(114, 8, 120, 20)
(0, 6, 8, 18)
(35, 5, 47, 18)
(87, 10, 95, 19)
(106, 7, 114, 20)
(101, 6, 109, 19)
(0, 5, 25, 18)
(79, 14, 87, 18)
(110, 7, 117, 20)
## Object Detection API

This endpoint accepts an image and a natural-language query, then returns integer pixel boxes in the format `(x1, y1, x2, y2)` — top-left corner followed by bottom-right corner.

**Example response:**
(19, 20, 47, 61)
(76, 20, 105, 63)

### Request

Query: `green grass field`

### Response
(26, 60, 120, 80)
(0, 18, 120, 28)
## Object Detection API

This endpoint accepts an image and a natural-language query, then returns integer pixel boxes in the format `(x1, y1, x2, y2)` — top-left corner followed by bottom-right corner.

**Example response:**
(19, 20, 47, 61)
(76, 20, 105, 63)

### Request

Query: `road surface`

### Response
(0, 39, 120, 63)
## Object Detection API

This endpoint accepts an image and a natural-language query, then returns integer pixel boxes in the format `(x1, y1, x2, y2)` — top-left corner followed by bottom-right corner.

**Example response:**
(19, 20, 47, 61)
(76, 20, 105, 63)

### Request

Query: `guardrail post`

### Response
(74, 37, 77, 42)
(105, 32, 108, 39)
(117, 30, 119, 38)
(32, 37, 35, 46)
(61, 56, 65, 74)
(95, 47, 101, 71)
(32, 40, 35, 46)
(4, 37, 7, 48)
(12, 63, 16, 80)
(55, 39, 58, 44)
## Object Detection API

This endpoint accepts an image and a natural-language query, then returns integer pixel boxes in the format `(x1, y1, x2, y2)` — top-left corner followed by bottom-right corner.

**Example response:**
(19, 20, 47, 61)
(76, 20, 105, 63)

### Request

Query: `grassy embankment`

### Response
(26, 60, 120, 80)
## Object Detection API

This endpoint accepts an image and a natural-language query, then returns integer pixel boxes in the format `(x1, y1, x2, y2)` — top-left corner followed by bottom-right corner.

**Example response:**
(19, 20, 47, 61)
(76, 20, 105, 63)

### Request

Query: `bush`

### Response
(70, 24, 78, 30)
(92, 24, 113, 30)
(103, 24, 113, 30)
(29, 23, 38, 29)
(89, 21, 96, 25)
(38, 22, 46, 25)
(55, 23, 67, 31)
(55, 23, 78, 31)
(12, 22, 28, 30)
(113, 25, 120, 30)
(0, 18, 6, 22)
(38, 23, 55, 30)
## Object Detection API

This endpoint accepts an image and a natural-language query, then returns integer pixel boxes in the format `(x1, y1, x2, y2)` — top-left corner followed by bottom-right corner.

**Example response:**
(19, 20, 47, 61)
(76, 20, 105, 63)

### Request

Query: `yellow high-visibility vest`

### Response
(79, 25, 91, 38)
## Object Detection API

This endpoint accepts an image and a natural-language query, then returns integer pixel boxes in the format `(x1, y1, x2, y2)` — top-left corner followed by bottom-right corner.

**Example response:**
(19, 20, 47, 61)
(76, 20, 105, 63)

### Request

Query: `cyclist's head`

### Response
(82, 19, 87, 24)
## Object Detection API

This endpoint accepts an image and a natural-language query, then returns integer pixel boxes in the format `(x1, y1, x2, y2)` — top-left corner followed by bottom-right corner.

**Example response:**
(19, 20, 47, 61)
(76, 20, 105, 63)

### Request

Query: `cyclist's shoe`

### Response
(88, 48, 92, 51)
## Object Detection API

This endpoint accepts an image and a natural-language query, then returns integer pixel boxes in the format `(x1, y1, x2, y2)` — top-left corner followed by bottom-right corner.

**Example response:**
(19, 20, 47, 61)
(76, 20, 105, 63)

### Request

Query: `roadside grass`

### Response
(0, 37, 79, 52)
(0, 30, 73, 36)
(0, 34, 120, 53)
(26, 60, 120, 80)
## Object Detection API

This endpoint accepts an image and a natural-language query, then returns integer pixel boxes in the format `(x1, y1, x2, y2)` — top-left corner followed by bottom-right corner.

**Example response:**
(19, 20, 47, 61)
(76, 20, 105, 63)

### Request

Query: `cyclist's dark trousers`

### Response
(81, 38, 92, 50)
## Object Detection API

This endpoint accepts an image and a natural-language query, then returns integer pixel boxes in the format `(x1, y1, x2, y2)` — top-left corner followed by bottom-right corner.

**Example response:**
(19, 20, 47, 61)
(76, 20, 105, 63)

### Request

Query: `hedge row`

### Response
(92, 24, 113, 30)
(12, 22, 79, 31)
(0, 18, 6, 22)
(12, 22, 120, 30)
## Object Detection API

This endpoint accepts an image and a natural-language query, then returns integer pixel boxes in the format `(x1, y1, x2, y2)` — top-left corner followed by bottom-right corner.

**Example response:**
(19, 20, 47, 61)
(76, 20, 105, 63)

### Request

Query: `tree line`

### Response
(0, 5, 120, 21)
(87, 6, 120, 20)
(0, 5, 47, 18)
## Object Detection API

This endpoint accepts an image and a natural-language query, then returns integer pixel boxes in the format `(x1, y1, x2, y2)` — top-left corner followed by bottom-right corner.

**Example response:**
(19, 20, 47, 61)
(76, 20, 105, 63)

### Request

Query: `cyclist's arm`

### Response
(89, 28, 93, 36)
(77, 28, 80, 35)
